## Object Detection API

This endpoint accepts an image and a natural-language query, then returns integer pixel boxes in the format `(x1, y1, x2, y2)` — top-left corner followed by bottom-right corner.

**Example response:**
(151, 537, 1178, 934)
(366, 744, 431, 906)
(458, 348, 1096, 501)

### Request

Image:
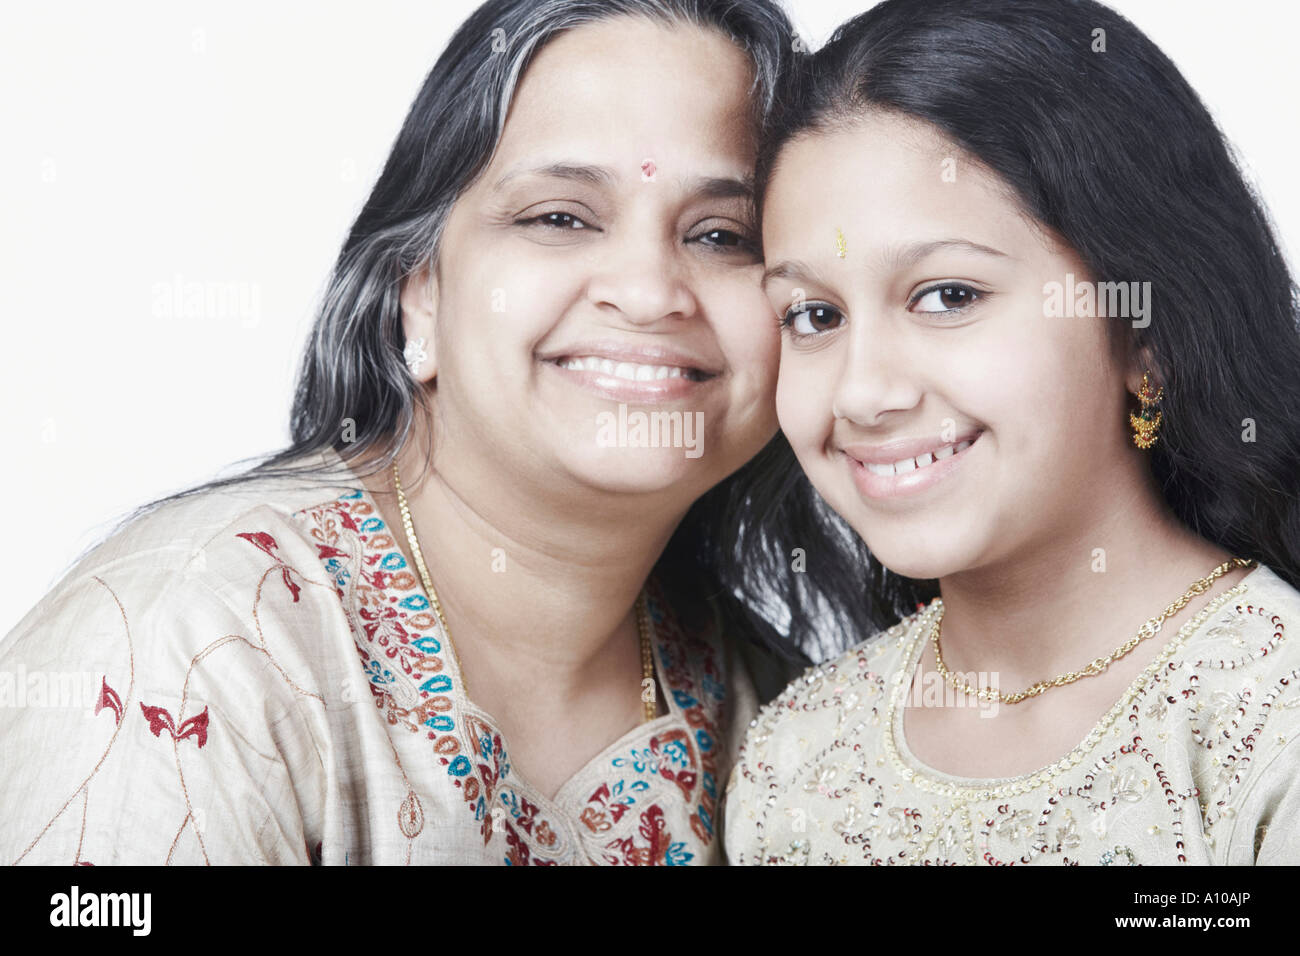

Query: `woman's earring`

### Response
(1129, 371, 1164, 449)
(404, 336, 428, 376)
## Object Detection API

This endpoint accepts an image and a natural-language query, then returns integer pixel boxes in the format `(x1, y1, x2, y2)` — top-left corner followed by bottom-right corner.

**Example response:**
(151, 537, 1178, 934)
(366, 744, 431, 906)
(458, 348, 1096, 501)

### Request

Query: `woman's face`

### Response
(762, 110, 1139, 580)
(405, 17, 779, 505)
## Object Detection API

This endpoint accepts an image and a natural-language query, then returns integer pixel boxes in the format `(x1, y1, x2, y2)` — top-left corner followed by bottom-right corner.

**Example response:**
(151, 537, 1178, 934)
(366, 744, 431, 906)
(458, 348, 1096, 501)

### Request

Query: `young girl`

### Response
(724, 0, 1300, 865)
(0, 0, 824, 866)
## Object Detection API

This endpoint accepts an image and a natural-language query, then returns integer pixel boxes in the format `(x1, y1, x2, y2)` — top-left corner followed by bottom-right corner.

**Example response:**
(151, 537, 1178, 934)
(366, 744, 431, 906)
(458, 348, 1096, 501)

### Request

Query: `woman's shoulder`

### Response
(69, 450, 359, 571)
(8, 448, 365, 644)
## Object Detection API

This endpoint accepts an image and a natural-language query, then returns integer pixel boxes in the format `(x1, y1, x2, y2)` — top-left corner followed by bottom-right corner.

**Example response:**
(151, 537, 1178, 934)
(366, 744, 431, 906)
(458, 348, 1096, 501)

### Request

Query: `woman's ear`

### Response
(399, 262, 439, 384)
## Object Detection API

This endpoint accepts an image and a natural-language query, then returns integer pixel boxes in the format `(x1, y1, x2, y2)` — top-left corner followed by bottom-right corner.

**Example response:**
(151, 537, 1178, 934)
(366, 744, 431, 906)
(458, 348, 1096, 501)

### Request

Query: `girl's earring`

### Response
(1129, 371, 1164, 449)
(404, 336, 428, 377)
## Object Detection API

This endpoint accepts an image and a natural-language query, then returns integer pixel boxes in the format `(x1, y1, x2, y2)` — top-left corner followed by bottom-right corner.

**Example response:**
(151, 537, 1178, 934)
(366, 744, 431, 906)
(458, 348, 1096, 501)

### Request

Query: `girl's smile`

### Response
(842, 428, 984, 500)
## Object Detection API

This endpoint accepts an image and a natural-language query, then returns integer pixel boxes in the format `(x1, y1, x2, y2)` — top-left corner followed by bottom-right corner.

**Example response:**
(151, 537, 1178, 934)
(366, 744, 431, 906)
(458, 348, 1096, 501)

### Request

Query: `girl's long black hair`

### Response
(746, 0, 1300, 627)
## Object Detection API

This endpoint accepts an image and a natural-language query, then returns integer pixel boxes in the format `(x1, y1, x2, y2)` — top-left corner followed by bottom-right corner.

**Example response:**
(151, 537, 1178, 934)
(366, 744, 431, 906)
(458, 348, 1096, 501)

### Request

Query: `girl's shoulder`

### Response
(1180, 563, 1300, 678)
(729, 604, 936, 778)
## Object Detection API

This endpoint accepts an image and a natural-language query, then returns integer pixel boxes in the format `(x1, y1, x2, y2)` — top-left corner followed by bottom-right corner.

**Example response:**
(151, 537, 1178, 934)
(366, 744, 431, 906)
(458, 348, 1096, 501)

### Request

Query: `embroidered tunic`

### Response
(723, 564, 1300, 865)
(1, 448, 766, 865)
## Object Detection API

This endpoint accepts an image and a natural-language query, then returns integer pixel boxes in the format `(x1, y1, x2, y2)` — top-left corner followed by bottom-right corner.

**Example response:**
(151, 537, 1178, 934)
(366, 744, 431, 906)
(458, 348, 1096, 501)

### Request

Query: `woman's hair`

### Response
(749, 0, 1300, 622)
(64, 0, 879, 669)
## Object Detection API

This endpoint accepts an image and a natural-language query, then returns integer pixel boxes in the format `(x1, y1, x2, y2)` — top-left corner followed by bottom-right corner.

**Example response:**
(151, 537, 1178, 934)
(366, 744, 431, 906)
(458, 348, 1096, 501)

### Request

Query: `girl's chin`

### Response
(850, 522, 979, 583)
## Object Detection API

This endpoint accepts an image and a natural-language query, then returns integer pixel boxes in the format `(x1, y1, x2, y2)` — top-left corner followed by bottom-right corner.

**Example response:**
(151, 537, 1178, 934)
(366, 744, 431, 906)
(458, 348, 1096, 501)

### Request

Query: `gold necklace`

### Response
(931, 557, 1254, 705)
(390, 462, 658, 723)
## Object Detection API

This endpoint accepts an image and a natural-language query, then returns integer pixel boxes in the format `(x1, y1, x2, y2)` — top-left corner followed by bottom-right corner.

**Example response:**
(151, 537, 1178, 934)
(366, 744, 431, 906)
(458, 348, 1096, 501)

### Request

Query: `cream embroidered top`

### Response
(1, 447, 772, 865)
(723, 564, 1300, 865)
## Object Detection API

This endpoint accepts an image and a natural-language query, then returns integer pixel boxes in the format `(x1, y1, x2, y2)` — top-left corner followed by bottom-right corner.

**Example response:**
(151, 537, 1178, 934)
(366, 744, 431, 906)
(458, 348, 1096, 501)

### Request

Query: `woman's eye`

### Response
(781, 303, 844, 337)
(910, 284, 981, 313)
(520, 211, 589, 230)
(692, 228, 757, 253)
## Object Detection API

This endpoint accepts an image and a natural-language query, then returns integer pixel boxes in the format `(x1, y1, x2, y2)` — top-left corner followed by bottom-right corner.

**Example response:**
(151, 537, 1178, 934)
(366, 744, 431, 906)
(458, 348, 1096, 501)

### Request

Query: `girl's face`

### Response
(405, 17, 779, 504)
(762, 110, 1140, 580)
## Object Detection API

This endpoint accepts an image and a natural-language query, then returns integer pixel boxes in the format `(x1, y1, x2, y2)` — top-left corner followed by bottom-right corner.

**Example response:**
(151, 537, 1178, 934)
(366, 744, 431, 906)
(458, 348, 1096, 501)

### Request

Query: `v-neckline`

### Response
(344, 474, 681, 810)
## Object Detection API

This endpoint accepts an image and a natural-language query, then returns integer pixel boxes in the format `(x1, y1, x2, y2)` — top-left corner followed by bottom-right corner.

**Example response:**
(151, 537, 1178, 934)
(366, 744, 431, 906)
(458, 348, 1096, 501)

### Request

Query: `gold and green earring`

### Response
(1129, 371, 1163, 449)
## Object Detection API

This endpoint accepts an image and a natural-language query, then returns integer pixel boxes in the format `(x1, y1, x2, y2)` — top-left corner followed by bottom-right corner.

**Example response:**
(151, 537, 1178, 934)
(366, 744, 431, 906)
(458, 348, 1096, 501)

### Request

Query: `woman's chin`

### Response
(562, 446, 716, 499)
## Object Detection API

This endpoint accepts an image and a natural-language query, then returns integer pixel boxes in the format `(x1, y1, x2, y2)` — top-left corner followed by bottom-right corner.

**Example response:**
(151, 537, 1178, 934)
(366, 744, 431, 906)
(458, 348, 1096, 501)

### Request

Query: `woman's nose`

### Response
(584, 232, 698, 327)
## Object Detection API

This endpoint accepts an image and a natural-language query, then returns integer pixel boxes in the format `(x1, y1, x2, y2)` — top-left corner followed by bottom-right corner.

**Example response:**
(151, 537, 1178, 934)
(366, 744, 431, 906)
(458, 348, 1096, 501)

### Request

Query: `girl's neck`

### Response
(932, 479, 1248, 685)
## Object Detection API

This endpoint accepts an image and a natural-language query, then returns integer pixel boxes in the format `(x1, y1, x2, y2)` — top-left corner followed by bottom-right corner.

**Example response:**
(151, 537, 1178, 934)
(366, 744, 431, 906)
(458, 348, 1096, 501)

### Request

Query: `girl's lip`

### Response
(845, 431, 982, 500)
(543, 357, 718, 403)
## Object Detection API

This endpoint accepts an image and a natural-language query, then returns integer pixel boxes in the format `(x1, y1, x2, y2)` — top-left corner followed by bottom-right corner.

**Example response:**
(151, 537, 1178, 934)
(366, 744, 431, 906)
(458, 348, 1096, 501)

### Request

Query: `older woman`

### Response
(0, 0, 819, 866)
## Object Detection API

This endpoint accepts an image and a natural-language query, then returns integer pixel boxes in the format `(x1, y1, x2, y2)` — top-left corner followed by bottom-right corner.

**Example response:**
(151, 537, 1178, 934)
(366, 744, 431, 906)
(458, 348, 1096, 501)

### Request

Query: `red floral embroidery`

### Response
(94, 677, 123, 726)
(139, 703, 209, 748)
(236, 531, 302, 603)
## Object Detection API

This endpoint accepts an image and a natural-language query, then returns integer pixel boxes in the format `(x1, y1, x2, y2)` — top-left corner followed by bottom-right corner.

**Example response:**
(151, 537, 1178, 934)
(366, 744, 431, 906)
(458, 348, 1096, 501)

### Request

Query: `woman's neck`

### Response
(356, 431, 689, 697)
(932, 476, 1248, 685)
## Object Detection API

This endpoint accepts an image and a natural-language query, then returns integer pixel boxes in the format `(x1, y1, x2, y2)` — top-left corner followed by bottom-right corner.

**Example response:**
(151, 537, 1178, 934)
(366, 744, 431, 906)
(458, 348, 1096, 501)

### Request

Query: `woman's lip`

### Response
(543, 358, 718, 403)
(845, 431, 982, 500)
(537, 342, 722, 376)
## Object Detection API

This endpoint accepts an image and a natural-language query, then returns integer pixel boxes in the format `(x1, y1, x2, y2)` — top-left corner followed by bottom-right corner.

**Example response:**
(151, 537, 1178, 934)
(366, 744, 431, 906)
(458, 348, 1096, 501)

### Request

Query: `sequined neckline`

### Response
(883, 568, 1264, 799)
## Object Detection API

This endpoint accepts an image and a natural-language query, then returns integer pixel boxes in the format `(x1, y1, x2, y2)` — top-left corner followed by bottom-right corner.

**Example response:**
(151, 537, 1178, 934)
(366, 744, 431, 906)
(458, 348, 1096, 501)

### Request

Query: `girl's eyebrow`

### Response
(762, 258, 826, 290)
(763, 239, 1012, 289)
(493, 161, 753, 201)
(889, 238, 1012, 268)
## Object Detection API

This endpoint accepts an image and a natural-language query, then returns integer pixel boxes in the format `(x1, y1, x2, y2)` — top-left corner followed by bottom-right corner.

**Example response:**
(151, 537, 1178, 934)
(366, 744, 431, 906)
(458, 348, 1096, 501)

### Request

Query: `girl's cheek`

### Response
(776, 359, 832, 451)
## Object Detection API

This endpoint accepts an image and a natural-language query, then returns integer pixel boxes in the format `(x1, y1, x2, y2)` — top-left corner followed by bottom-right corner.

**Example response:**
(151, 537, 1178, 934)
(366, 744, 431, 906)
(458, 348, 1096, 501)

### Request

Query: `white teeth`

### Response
(558, 356, 696, 382)
(864, 436, 976, 477)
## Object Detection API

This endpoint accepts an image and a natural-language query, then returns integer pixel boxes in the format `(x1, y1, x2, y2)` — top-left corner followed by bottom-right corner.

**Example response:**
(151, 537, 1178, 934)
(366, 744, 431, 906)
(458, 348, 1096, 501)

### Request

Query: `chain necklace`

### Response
(391, 462, 658, 723)
(931, 557, 1254, 705)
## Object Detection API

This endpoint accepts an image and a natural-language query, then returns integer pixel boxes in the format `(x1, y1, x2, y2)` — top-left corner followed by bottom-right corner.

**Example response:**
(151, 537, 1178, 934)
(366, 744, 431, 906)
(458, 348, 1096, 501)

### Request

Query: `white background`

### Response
(3, 0, 1297, 634)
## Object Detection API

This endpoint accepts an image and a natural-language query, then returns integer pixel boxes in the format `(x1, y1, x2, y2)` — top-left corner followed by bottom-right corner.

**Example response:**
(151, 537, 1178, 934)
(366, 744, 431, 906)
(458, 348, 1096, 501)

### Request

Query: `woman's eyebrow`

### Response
(493, 162, 617, 190)
(493, 161, 753, 201)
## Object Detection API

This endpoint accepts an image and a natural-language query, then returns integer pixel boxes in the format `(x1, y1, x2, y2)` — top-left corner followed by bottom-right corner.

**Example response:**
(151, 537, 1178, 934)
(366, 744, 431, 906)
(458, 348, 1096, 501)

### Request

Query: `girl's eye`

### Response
(780, 303, 844, 337)
(520, 211, 589, 230)
(910, 283, 981, 313)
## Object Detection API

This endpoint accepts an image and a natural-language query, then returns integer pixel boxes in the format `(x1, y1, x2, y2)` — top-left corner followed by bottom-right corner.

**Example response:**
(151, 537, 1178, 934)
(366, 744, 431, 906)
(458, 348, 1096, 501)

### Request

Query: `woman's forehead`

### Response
(496, 17, 759, 160)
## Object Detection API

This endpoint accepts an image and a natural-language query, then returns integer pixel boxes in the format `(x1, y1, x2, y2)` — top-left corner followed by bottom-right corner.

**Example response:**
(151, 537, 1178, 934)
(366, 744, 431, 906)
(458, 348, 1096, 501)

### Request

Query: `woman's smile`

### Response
(540, 340, 723, 404)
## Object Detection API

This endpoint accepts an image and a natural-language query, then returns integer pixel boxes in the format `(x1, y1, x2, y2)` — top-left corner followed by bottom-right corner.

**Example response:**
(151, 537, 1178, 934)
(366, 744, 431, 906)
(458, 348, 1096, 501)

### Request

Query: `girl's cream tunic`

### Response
(1, 448, 770, 865)
(723, 564, 1300, 865)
